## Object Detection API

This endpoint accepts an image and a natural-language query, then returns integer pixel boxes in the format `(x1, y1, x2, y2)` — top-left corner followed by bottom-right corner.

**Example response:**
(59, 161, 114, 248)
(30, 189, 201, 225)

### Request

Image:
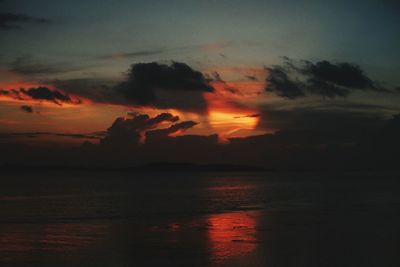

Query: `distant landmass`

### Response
(132, 162, 269, 172)
(0, 162, 271, 172)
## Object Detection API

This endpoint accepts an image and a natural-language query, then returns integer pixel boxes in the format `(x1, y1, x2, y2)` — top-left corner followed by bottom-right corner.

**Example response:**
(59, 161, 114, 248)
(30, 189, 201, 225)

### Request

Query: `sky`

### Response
(0, 0, 399, 168)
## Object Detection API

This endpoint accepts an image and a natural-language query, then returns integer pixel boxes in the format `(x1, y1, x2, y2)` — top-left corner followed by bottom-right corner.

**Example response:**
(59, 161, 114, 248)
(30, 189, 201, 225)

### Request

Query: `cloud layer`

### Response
(51, 62, 215, 112)
(266, 58, 387, 99)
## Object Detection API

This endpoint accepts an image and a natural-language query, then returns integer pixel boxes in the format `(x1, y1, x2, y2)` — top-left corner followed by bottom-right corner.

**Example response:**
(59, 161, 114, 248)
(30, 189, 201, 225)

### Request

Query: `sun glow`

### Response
(208, 111, 259, 128)
(204, 89, 260, 139)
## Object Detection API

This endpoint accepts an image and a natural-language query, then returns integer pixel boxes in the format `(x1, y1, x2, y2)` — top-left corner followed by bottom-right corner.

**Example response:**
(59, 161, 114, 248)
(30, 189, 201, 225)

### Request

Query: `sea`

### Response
(0, 170, 399, 267)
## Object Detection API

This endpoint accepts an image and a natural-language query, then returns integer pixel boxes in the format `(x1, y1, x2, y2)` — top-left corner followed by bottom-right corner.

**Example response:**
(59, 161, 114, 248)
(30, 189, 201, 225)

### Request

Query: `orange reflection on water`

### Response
(207, 211, 258, 264)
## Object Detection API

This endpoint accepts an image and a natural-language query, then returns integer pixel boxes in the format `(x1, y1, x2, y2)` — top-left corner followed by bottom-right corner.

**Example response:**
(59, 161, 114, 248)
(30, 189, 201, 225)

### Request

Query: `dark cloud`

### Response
(22, 87, 72, 104)
(101, 113, 180, 146)
(207, 71, 222, 83)
(304, 60, 377, 89)
(245, 75, 258, 81)
(0, 86, 79, 105)
(97, 49, 166, 60)
(234, 113, 260, 119)
(114, 62, 214, 112)
(0, 12, 51, 30)
(20, 105, 33, 113)
(208, 71, 242, 95)
(266, 58, 388, 99)
(265, 65, 305, 99)
(0, 89, 9, 95)
(119, 62, 214, 100)
(146, 121, 198, 140)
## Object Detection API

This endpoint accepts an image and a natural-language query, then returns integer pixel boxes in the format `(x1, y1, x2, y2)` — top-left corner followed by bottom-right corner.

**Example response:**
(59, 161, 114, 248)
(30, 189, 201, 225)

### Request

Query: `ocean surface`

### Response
(0, 171, 399, 267)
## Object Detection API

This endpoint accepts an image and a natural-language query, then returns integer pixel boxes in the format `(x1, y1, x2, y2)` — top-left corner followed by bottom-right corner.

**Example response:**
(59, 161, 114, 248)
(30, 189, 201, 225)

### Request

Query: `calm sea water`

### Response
(0, 171, 399, 267)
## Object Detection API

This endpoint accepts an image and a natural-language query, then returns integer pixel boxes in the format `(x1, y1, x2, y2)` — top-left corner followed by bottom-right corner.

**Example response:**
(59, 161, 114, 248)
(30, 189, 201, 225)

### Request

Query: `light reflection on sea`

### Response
(0, 171, 399, 267)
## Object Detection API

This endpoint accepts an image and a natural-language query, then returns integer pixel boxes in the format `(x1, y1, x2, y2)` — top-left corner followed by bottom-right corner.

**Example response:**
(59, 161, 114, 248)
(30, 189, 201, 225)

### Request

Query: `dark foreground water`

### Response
(0, 171, 399, 267)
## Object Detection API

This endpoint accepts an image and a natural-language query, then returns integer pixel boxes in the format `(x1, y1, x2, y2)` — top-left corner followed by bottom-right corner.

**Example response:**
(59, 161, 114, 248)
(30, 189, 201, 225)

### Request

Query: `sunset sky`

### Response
(0, 0, 399, 167)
